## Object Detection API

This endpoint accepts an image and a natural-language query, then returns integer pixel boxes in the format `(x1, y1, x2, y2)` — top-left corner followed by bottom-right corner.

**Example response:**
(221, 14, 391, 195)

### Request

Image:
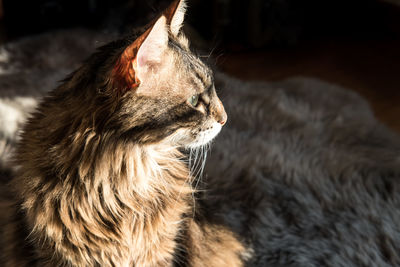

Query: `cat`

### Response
(3, 0, 400, 267)
(0, 0, 246, 266)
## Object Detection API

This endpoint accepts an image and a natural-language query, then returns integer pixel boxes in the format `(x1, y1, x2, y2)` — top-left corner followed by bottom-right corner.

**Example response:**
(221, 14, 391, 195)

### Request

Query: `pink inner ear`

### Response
(136, 16, 168, 80)
(112, 16, 168, 92)
(137, 43, 162, 68)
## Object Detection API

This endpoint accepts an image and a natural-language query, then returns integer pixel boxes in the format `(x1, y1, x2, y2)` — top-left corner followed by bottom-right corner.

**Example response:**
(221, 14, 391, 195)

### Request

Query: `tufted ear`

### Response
(136, 16, 168, 81)
(112, 1, 186, 93)
(113, 15, 168, 92)
(164, 0, 187, 36)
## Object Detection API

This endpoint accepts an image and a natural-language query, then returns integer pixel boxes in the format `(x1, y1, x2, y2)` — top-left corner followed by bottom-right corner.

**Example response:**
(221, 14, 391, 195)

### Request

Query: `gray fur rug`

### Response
(206, 73, 400, 266)
(1, 29, 400, 266)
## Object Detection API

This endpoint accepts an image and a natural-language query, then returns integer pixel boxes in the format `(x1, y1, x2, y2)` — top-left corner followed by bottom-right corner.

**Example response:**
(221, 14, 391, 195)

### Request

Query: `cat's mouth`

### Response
(166, 122, 223, 149)
(186, 122, 222, 148)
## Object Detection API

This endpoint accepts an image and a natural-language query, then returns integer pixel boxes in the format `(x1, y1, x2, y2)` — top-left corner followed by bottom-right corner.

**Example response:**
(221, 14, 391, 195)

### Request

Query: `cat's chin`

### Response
(165, 122, 223, 149)
(185, 122, 223, 149)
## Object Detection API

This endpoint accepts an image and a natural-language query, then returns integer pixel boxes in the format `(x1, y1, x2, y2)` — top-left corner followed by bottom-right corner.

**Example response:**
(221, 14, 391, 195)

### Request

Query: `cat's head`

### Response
(94, 0, 227, 149)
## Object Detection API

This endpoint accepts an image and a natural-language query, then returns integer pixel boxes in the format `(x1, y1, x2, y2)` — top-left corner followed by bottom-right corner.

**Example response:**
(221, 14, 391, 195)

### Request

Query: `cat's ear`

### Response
(164, 0, 187, 36)
(136, 16, 168, 81)
(113, 15, 168, 91)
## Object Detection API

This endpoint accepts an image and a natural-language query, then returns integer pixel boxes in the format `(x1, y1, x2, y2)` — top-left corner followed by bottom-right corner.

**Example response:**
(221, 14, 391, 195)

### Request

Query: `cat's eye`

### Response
(188, 95, 199, 107)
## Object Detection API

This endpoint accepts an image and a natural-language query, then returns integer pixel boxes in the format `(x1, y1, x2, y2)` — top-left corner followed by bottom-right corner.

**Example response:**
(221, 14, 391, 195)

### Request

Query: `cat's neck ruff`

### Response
(16, 140, 194, 266)
(114, 143, 194, 200)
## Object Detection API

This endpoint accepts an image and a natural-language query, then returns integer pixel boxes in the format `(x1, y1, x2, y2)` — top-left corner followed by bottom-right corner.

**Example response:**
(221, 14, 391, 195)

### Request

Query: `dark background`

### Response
(0, 0, 399, 131)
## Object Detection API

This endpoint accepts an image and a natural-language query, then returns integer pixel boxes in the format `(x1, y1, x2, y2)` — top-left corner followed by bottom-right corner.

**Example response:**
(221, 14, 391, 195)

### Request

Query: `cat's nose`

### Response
(213, 98, 227, 126)
(218, 112, 227, 126)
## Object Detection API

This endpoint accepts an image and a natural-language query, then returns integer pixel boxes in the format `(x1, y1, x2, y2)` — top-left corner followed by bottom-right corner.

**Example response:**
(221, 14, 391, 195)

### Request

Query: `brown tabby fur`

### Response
(1, 1, 244, 266)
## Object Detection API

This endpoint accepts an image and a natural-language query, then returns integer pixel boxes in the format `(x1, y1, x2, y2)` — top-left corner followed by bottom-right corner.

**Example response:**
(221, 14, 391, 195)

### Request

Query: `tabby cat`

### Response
(0, 0, 246, 266)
